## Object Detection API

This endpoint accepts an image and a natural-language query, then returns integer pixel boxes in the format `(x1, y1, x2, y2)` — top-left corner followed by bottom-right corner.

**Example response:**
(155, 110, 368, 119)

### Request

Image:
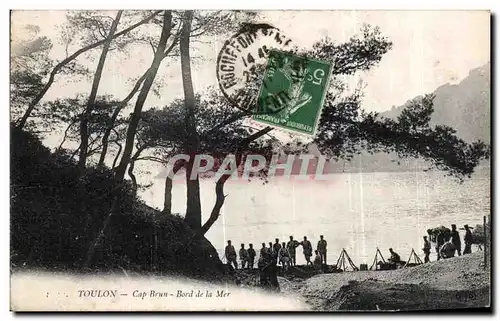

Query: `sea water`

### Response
(143, 167, 490, 267)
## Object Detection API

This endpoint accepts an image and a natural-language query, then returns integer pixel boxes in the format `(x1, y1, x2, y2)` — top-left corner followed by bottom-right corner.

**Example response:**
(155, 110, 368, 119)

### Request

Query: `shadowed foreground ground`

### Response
(10, 252, 489, 311)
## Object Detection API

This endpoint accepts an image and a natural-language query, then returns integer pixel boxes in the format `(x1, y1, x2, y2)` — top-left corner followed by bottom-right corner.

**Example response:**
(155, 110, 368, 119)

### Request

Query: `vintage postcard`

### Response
(10, 10, 491, 312)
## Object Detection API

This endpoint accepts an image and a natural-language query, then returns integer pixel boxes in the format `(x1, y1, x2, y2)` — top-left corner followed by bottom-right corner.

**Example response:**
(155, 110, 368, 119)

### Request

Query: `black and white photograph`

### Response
(9, 9, 492, 312)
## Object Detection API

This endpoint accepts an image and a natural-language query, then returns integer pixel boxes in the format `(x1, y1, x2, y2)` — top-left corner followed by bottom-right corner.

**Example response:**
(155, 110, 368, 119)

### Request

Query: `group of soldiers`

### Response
(224, 235, 328, 271)
(224, 235, 328, 291)
(422, 224, 474, 262)
(224, 223, 474, 275)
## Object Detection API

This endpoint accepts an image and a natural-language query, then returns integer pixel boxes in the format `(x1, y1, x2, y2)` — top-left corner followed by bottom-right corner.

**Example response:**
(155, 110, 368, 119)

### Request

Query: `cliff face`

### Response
(382, 63, 490, 143)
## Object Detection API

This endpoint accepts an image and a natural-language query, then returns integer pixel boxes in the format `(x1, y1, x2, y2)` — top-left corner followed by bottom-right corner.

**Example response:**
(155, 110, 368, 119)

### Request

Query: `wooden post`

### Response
(483, 215, 487, 269)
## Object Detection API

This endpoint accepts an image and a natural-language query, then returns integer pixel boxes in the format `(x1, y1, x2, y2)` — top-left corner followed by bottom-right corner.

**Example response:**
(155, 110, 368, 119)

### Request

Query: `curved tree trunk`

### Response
(179, 11, 201, 230)
(57, 119, 78, 151)
(197, 126, 274, 237)
(79, 11, 123, 171)
(16, 10, 162, 130)
(112, 141, 122, 169)
(163, 161, 184, 215)
(128, 159, 137, 194)
(97, 70, 149, 166)
(115, 11, 174, 180)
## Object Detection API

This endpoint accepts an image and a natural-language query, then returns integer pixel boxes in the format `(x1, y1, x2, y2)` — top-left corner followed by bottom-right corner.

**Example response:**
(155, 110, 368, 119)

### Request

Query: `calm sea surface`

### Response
(142, 167, 490, 266)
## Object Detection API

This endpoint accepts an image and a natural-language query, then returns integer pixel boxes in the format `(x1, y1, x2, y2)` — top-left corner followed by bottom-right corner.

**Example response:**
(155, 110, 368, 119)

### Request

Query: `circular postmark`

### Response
(216, 23, 298, 114)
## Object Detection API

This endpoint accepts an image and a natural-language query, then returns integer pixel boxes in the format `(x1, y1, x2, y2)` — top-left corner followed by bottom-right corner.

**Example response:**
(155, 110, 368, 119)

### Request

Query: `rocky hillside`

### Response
(382, 63, 490, 143)
(10, 126, 226, 280)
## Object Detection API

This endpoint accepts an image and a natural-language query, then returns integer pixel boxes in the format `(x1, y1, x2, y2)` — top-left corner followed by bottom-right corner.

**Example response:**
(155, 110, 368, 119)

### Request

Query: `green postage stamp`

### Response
(253, 50, 333, 136)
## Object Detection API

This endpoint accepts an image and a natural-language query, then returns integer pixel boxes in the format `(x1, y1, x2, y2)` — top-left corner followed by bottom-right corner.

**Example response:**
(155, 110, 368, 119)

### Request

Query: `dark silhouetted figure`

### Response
(317, 235, 327, 265)
(436, 231, 445, 261)
(225, 240, 238, 269)
(260, 242, 267, 258)
(259, 251, 280, 292)
(268, 242, 274, 257)
(451, 224, 462, 256)
(239, 243, 248, 269)
(273, 238, 282, 256)
(388, 248, 401, 265)
(423, 236, 431, 263)
(286, 236, 299, 266)
(463, 224, 473, 254)
(268, 257, 280, 292)
(313, 250, 322, 271)
(279, 242, 290, 271)
(301, 236, 313, 266)
(258, 253, 271, 289)
(247, 243, 256, 269)
(440, 236, 456, 259)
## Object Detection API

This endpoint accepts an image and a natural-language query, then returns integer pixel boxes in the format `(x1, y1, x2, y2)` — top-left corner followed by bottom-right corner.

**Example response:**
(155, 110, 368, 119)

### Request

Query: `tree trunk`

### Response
(127, 145, 148, 194)
(112, 140, 122, 169)
(196, 168, 231, 237)
(128, 159, 137, 194)
(163, 161, 184, 215)
(179, 11, 202, 230)
(16, 10, 162, 130)
(97, 70, 149, 166)
(163, 174, 173, 215)
(197, 126, 274, 237)
(57, 119, 78, 151)
(115, 11, 173, 180)
(185, 160, 202, 228)
(84, 11, 173, 268)
(78, 11, 122, 170)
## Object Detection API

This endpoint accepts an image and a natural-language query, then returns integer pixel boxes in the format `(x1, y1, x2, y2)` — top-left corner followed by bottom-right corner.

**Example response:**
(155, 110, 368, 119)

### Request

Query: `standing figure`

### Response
(286, 236, 299, 266)
(239, 243, 249, 269)
(279, 242, 291, 271)
(260, 250, 280, 292)
(268, 242, 274, 257)
(269, 257, 280, 292)
(258, 253, 271, 289)
(422, 236, 431, 263)
(273, 238, 282, 257)
(317, 235, 327, 265)
(451, 224, 462, 256)
(313, 250, 322, 271)
(247, 243, 256, 269)
(463, 224, 473, 254)
(260, 242, 267, 258)
(301, 236, 313, 266)
(436, 231, 445, 261)
(225, 240, 238, 269)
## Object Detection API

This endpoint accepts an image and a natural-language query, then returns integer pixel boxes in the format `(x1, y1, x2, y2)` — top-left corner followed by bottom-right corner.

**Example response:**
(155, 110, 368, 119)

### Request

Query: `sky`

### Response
(11, 10, 491, 115)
